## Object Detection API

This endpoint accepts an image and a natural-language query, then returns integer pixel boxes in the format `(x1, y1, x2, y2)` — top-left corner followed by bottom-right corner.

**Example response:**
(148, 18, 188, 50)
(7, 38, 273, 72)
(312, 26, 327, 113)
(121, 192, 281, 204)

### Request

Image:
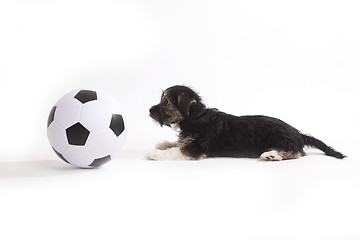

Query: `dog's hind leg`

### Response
(260, 149, 302, 161)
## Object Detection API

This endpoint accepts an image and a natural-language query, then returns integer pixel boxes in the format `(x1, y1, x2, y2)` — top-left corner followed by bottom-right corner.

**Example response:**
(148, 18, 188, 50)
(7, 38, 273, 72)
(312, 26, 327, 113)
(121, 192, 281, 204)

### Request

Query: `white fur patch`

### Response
(260, 150, 283, 161)
(170, 123, 180, 131)
(146, 147, 192, 161)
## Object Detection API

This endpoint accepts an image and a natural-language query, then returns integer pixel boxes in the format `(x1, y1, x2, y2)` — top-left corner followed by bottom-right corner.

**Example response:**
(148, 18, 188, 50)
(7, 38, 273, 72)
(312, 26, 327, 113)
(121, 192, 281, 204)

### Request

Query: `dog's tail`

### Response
(301, 134, 346, 159)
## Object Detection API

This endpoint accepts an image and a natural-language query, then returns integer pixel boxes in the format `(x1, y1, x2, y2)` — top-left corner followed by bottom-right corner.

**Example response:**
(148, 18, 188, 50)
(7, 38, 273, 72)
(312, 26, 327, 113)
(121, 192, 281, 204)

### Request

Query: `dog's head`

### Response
(149, 85, 204, 127)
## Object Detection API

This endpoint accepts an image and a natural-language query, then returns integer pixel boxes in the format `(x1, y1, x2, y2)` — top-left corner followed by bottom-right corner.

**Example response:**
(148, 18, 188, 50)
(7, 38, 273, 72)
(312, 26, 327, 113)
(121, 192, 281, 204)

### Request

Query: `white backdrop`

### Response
(1, 1, 359, 240)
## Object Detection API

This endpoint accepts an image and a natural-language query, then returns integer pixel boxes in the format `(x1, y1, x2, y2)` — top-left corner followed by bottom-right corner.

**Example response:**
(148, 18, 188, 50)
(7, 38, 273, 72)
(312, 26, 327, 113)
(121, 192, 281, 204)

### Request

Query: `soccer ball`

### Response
(47, 89, 127, 168)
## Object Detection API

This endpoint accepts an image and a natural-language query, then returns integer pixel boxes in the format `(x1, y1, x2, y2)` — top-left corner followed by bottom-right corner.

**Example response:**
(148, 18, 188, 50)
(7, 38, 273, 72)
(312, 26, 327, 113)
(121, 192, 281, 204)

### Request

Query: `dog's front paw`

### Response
(146, 147, 192, 161)
(145, 149, 165, 161)
(155, 141, 178, 150)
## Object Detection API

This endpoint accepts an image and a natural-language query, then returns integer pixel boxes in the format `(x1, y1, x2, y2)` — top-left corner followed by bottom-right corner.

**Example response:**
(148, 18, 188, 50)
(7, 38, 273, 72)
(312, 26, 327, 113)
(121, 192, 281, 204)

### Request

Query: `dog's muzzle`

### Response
(149, 105, 166, 127)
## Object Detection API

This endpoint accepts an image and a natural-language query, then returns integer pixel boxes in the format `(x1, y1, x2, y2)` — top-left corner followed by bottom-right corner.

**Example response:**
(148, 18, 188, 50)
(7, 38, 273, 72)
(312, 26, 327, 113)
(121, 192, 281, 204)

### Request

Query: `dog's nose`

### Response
(149, 106, 157, 115)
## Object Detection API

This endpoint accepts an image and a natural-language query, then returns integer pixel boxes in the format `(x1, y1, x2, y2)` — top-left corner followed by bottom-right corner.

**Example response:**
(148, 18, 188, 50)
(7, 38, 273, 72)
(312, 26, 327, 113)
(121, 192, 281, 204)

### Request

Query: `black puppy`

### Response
(147, 85, 346, 161)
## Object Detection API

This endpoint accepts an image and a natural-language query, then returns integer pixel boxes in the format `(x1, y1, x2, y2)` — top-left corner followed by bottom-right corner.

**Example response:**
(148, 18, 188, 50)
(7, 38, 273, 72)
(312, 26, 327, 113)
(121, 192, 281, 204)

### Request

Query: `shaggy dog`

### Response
(146, 85, 346, 161)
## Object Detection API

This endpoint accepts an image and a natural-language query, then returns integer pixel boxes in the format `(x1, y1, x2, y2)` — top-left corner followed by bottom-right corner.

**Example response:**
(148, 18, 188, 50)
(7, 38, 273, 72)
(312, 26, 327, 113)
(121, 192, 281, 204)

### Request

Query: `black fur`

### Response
(149, 85, 346, 160)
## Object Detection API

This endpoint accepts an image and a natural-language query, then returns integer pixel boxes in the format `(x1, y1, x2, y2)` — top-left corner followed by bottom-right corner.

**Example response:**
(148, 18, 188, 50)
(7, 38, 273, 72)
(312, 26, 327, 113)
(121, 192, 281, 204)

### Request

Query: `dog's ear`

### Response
(177, 93, 197, 119)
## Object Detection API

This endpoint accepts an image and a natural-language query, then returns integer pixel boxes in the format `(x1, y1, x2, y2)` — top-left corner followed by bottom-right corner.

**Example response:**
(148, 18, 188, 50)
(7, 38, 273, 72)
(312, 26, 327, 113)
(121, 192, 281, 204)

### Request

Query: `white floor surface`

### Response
(1, 148, 359, 240)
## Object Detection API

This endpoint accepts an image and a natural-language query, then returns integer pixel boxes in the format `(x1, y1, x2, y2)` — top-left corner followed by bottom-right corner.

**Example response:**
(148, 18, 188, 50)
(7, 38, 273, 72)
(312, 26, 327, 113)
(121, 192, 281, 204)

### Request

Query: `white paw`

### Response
(146, 147, 192, 161)
(155, 141, 178, 150)
(260, 150, 283, 161)
(146, 149, 165, 161)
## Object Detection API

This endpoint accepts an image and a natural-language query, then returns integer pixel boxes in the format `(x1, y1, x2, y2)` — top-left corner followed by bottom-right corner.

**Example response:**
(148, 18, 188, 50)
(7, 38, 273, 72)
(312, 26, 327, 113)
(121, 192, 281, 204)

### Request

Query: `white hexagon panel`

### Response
(47, 89, 127, 168)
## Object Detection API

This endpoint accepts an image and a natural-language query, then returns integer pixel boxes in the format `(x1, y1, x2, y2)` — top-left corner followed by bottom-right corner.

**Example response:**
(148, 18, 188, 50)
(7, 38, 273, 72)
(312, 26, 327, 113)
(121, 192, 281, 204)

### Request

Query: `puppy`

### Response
(147, 85, 346, 161)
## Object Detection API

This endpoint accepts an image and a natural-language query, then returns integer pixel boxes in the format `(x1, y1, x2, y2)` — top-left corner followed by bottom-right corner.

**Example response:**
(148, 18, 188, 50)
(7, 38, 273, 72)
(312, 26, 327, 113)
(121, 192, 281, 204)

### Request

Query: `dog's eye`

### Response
(163, 99, 170, 105)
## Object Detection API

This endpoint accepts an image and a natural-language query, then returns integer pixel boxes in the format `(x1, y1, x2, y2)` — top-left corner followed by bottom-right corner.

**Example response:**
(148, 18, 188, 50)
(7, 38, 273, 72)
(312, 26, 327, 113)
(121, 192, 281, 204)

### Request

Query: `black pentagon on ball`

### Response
(66, 122, 90, 146)
(47, 106, 57, 127)
(89, 155, 111, 167)
(52, 147, 69, 164)
(74, 90, 97, 104)
(109, 114, 125, 137)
